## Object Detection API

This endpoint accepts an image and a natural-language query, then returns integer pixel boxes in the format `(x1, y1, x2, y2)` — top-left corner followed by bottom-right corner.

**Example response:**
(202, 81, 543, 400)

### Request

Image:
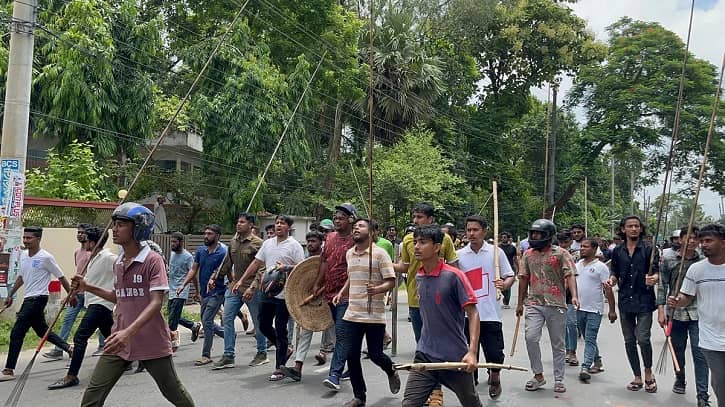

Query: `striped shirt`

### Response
(342, 244, 395, 324)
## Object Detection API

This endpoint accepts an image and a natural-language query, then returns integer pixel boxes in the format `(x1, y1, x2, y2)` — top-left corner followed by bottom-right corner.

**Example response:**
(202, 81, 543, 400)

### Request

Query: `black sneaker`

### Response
(43, 350, 63, 360)
(673, 377, 686, 394)
(212, 356, 235, 370)
(388, 371, 401, 394)
(697, 395, 711, 407)
(579, 368, 591, 382)
(190, 323, 201, 342)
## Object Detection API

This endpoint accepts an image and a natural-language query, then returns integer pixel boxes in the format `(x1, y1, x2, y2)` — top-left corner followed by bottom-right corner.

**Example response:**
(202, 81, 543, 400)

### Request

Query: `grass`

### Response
(0, 299, 200, 354)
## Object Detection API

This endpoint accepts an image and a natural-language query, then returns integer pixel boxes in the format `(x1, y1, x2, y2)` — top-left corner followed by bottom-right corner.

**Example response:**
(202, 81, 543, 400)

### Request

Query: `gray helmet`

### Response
(112, 202, 155, 242)
(529, 219, 556, 250)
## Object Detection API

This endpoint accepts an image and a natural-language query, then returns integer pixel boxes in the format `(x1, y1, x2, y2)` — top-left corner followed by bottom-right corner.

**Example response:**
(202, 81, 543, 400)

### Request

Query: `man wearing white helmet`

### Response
(663, 230, 682, 259)
(73, 203, 194, 406)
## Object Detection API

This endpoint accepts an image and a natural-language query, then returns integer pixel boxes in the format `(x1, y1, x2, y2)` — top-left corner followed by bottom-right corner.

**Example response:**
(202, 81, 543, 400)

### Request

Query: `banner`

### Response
(0, 158, 24, 299)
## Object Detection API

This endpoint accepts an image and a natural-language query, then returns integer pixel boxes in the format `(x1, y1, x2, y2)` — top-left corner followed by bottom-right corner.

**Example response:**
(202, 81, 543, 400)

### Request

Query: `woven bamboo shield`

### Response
(285, 256, 333, 332)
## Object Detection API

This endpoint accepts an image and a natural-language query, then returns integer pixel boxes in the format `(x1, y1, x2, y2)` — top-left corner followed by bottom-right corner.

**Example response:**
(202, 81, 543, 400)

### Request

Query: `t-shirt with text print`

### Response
(112, 245, 172, 361)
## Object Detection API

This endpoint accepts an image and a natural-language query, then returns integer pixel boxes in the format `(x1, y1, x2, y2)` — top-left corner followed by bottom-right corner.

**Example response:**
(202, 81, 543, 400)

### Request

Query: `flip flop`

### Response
(645, 378, 657, 393)
(626, 381, 643, 391)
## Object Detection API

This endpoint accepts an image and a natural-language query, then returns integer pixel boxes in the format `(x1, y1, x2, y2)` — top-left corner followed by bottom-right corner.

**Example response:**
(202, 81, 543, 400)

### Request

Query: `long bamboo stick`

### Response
(395, 362, 528, 372)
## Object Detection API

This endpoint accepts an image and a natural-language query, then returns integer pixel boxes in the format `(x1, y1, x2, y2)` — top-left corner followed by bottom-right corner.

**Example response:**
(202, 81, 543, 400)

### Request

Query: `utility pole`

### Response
(584, 176, 588, 235)
(610, 158, 615, 237)
(546, 82, 559, 205)
(0, 0, 36, 299)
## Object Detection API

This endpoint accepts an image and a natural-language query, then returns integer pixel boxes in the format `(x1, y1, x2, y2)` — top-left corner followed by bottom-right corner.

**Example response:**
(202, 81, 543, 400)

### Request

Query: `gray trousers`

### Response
(294, 324, 335, 363)
(702, 349, 725, 406)
(82, 354, 194, 406)
(525, 305, 566, 382)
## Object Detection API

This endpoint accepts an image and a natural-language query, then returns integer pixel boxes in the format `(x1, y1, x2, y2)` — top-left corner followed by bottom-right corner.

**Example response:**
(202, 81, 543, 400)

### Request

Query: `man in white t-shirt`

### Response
(575, 238, 617, 382)
(1, 227, 74, 382)
(669, 223, 725, 407)
(237, 215, 305, 381)
(48, 226, 117, 389)
(456, 216, 515, 400)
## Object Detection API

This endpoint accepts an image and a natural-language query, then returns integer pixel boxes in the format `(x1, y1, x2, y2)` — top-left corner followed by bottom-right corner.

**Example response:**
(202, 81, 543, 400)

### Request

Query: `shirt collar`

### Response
(417, 259, 446, 277)
(463, 242, 490, 254)
(352, 243, 374, 256)
(116, 244, 152, 265)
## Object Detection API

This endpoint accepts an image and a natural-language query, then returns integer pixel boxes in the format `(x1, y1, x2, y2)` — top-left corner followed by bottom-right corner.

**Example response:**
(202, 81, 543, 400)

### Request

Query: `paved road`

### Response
(0, 290, 715, 406)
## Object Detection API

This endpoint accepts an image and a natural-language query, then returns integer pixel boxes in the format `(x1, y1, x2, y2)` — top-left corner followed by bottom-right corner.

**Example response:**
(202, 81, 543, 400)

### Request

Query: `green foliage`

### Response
(25, 140, 108, 201)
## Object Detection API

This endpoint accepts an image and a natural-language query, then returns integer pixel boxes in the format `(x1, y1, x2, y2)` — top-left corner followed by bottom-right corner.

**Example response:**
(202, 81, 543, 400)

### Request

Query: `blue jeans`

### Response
(56, 293, 104, 352)
(670, 319, 709, 397)
(248, 289, 266, 353)
(410, 307, 422, 343)
(328, 302, 349, 378)
(566, 303, 578, 352)
(201, 293, 224, 358)
(222, 288, 265, 357)
(576, 310, 603, 369)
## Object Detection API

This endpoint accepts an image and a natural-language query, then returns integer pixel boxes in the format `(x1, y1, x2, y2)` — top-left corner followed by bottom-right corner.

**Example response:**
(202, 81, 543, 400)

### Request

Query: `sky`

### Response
(534, 0, 724, 219)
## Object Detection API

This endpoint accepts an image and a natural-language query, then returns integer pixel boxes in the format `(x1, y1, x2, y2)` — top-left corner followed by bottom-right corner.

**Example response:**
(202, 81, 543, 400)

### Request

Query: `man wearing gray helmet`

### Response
(517, 219, 578, 394)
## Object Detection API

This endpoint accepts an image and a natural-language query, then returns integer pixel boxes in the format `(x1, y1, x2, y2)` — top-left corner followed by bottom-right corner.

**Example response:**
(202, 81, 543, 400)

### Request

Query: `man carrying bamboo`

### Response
(456, 215, 514, 399)
(658, 226, 710, 406)
(74, 203, 194, 406)
(668, 223, 725, 407)
(401, 224, 481, 407)
(606, 215, 659, 393)
(1, 227, 74, 382)
(331, 218, 399, 407)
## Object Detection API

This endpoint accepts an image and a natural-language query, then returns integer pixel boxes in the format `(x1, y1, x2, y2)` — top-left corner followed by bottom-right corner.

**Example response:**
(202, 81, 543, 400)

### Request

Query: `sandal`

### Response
(269, 370, 287, 381)
(626, 381, 643, 391)
(645, 378, 657, 393)
(525, 377, 546, 391)
(553, 381, 566, 393)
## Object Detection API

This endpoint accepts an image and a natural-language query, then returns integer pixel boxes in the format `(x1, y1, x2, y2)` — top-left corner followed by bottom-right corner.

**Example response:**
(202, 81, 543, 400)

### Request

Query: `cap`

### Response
(319, 219, 334, 231)
(671, 230, 681, 238)
(334, 203, 358, 218)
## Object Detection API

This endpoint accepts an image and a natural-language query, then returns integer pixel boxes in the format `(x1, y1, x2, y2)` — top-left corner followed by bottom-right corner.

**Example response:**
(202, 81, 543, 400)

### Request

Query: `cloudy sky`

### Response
(542, 0, 724, 219)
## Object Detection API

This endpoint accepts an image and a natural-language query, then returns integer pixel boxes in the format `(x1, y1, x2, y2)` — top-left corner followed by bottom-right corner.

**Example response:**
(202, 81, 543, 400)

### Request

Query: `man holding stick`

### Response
(456, 215, 514, 399)
(516, 219, 578, 393)
(606, 215, 659, 393)
(74, 203, 194, 406)
(1, 227, 74, 382)
(401, 225, 482, 407)
(661, 226, 711, 406)
(331, 219, 400, 407)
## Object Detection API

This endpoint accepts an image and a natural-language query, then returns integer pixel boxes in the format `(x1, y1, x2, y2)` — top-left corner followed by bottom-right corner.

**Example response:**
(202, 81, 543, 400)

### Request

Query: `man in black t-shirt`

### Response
(499, 232, 518, 309)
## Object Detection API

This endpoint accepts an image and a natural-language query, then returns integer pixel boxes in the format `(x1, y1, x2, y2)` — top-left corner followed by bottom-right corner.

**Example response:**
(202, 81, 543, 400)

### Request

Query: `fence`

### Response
(22, 197, 118, 228)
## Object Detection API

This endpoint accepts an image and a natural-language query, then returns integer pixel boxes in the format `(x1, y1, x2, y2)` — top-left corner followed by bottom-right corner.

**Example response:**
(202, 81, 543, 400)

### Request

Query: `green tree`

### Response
(25, 140, 108, 201)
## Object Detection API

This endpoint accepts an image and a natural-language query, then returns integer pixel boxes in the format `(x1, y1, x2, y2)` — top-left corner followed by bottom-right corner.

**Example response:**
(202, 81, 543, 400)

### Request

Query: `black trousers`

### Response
(5, 295, 70, 370)
(258, 297, 290, 368)
(341, 320, 395, 402)
(464, 319, 505, 383)
(68, 304, 114, 376)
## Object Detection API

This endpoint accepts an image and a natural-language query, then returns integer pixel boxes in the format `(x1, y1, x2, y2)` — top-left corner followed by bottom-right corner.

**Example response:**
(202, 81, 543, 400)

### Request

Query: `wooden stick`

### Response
(300, 287, 324, 306)
(395, 362, 528, 372)
(492, 181, 501, 300)
(510, 314, 521, 356)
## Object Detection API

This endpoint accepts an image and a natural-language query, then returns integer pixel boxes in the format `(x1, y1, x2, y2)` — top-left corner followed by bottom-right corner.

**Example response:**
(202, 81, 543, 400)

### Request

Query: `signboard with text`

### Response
(0, 158, 24, 298)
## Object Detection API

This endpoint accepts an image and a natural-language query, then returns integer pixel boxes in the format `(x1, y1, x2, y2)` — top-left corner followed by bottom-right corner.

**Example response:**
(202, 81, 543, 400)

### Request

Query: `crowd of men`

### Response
(1, 201, 724, 407)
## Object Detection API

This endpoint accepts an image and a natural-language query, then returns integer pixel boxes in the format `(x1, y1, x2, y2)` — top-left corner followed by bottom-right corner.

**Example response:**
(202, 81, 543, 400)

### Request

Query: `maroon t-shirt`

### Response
(322, 231, 354, 303)
(112, 246, 172, 361)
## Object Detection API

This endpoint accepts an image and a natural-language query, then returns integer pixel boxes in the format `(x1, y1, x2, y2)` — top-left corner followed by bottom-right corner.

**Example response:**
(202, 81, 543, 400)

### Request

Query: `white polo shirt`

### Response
(456, 242, 515, 322)
(19, 249, 64, 298)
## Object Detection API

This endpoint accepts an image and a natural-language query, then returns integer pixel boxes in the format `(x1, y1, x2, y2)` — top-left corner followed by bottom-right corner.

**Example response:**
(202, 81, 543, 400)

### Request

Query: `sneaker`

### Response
(194, 356, 213, 366)
(673, 377, 686, 394)
(698, 395, 711, 407)
(341, 370, 351, 381)
(91, 348, 104, 357)
(342, 398, 365, 407)
(388, 371, 401, 394)
(212, 356, 235, 370)
(0, 369, 15, 382)
(323, 375, 341, 391)
(190, 323, 201, 343)
(43, 350, 63, 360)
(249, 352, 269, 367)
(134, 362, 145, 374)
(579, 368, 591, 381)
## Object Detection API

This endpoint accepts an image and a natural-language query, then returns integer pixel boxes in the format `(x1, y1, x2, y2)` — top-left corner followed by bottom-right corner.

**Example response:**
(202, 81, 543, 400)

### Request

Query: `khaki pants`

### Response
(81, 354, 194, 406)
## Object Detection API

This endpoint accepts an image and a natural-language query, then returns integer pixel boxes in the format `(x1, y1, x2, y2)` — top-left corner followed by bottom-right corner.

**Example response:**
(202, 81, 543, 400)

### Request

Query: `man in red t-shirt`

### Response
(73, 203, 194, 406)
(312, 203, 356, 390)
